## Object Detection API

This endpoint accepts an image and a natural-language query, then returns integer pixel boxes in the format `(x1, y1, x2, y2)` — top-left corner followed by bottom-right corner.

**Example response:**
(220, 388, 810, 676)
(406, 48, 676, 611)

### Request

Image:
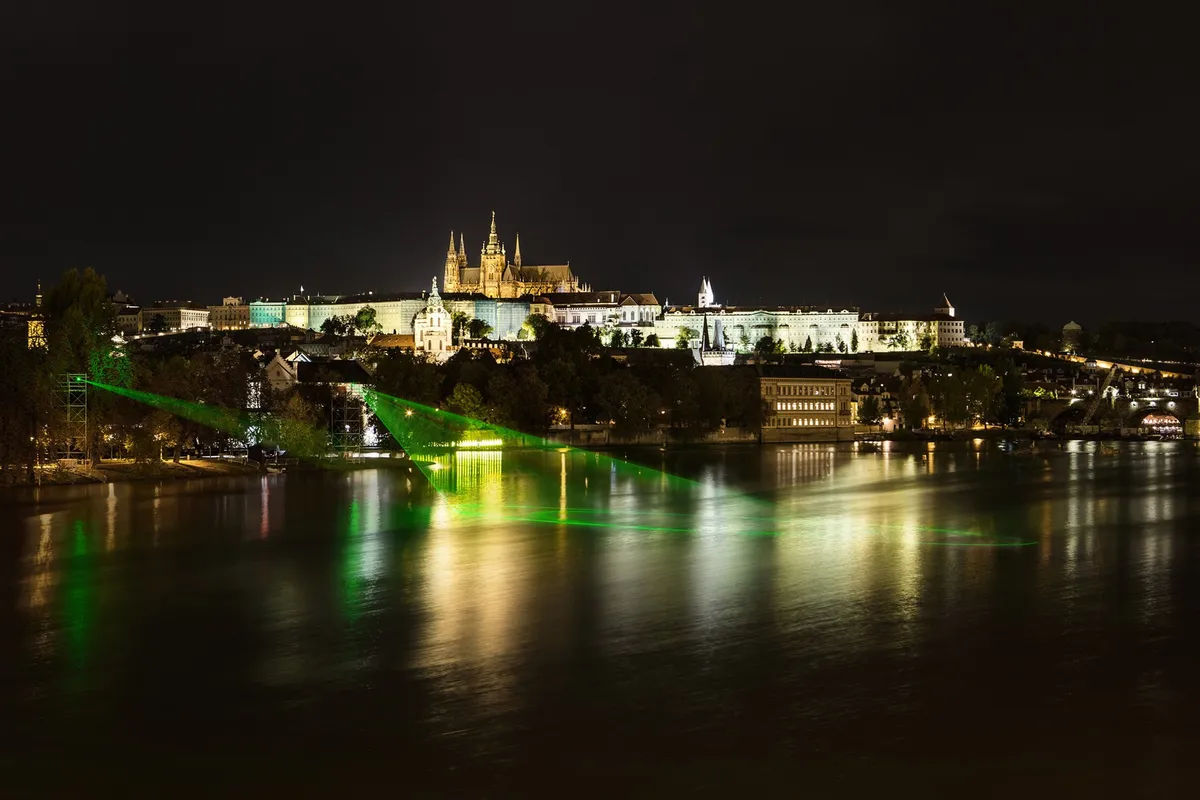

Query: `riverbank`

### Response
(10, 458, 265, 486)
(8, 456, 419, 486)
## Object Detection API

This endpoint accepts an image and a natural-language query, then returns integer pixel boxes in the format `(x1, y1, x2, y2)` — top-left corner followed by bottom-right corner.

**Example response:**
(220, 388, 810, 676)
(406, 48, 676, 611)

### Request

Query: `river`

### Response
(3, 441, 1200, 795)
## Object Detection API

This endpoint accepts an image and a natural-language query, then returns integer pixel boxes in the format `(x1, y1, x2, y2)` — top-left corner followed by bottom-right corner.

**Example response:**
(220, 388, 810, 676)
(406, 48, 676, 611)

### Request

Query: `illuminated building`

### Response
(694, 316, 737, 366)
(1061, 320, 1082, 352)
(658, 278, 860, 352)
(138, 304, 210, 333)
(27, 280, 45, 350)
(412, 278, 451, 354)
(116, 306, 141, 336)
(249, 289, 530, 341)
(531, 290, 660, 330)
(207, 296, 250, 330)
(443, 211, 588, 298)
(856, 295, 964, 352)
(760, 364, 854, 442)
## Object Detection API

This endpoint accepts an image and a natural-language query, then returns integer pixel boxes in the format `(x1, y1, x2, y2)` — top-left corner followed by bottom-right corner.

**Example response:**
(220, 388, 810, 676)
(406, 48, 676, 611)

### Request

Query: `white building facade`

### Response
(139, 306, 210, 332)
(249, 290, 531, 340)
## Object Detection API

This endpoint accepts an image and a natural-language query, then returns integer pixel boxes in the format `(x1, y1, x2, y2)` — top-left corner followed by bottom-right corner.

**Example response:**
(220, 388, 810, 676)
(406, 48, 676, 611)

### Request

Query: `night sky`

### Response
(3, 2, 1196, 324)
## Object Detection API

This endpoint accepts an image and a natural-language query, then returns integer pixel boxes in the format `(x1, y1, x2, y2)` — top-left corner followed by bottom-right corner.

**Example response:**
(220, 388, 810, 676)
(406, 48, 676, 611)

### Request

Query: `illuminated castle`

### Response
(443, 211, 589, 298)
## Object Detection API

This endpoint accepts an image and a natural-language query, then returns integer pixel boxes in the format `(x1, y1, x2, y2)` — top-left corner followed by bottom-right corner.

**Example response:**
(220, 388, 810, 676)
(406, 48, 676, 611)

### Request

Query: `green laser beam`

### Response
(86, 379, 255, 437)
(364, 388, 770, 505)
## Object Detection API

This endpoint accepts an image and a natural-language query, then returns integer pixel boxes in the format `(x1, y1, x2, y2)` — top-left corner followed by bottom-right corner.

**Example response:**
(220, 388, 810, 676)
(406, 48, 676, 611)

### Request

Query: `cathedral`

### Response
(443, 212, 589, 298)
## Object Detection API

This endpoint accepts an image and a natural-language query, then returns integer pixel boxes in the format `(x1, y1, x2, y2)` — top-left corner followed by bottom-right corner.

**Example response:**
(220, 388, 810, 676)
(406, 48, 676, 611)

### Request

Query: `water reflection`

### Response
(5, 441, 1200, 792)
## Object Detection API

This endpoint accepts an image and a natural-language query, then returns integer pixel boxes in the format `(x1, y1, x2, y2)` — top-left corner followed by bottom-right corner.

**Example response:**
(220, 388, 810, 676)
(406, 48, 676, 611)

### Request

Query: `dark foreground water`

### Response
(4, 442, 1200, 796)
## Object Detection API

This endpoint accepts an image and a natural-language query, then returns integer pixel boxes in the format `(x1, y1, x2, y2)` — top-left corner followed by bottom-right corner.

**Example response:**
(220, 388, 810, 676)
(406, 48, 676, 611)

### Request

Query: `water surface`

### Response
(3, 442, 1200, 795)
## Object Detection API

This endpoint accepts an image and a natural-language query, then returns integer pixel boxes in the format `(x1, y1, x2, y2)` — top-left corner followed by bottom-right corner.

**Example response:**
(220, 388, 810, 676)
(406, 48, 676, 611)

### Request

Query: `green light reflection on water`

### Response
(63, 518, 95, 690)
(442, 502, 1036, 547)
(340, 499, 365, 625)
(363, 391, 1036, 549)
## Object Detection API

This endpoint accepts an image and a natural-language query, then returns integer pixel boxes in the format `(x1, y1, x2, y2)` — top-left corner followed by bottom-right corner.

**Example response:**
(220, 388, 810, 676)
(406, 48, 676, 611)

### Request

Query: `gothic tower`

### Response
(458, 233, 467, 268)
(480, 210, 506, 296)
(698, 277, 714, 308)
(443, 231, 460, 292)
(514, 232, 522, 268)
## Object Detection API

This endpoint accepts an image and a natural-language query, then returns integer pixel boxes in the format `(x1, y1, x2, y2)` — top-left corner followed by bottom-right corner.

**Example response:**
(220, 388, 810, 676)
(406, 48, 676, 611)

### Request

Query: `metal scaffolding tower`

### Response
(330, 385, 364, 455)
(56, 373, 88, 461)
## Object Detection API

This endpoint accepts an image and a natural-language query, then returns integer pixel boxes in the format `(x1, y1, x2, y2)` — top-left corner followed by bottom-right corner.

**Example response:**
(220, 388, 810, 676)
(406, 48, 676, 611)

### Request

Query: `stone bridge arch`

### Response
(1122, 404, 1185, 436)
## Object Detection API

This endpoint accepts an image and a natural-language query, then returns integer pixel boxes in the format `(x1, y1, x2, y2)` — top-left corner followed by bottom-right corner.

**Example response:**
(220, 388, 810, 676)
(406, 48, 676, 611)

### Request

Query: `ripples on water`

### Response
(3, 441, 1200, 794)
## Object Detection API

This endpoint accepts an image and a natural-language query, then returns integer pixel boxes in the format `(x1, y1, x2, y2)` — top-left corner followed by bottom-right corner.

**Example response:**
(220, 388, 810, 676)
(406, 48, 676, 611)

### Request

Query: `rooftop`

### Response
(759, 364, 848, 380)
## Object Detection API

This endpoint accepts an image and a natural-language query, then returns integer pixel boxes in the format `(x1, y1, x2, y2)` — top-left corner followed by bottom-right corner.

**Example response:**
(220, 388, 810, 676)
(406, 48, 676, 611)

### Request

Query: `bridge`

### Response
(1014, 346, 1197, 380)
(1032, 395, 1199, 436)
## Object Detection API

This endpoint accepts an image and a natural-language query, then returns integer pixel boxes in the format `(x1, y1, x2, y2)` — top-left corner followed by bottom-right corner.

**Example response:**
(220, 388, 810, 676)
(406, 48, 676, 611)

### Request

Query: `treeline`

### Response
(856, 351, 1025, 430)
(0, 268, 329, 480)
(367, 319, 764, 442)
(971, 319, 1200, 362)
(0, 270, 766, 481)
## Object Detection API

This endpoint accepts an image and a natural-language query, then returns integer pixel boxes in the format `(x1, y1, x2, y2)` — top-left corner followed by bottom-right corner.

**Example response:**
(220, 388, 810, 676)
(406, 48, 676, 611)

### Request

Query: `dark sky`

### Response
(2, 1, 1196, 324)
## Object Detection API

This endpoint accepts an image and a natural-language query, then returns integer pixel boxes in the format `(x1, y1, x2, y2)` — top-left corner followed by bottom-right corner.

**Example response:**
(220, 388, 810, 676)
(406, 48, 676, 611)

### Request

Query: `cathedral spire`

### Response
(484, 210, 502, 256)
(514, 232, 522, 268)
(448, 231, 456, 257)
(459, 233, 467, 267)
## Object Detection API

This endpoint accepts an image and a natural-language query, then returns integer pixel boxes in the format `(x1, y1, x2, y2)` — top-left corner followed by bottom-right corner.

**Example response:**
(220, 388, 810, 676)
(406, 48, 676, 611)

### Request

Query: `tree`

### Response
(524, 313, 554, 341)
(320, 316, 348, 337)
(487, 366, 549, 433)
(467, 317, 494, 340)
(675, 327, 699, 349)
(836, 335, 847, 354)
(597, 369, 659, 435)
(354, 306, 381, 336)
(145, 314, 167, 334)
(369, 350, 443, 406)
(929, 373, 969, 428)
(629, 328, 644, 347)
(850, 328, 859, 352)
(997, 358, 1024, 427)
(0, 333, 44, 482)
(857, 395, 882, 427)
(644, 333, 660, 348)
(899, 377, 930, 430)
(609, 329, 628, 348)
(753, 336, 785, 363)
(271, 393, 328, 459)
(45, 268, 119, 464)
(802, 336, 813, 353)
(917, 322, 934, 352)
(965, 365, 1002, 425)
(452, 311, 470, 345)
(984, 321, 1003, 347)
(540, 357, 583, 428)
(818, 342, 835, 354)
(447, 382, 488, 420)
